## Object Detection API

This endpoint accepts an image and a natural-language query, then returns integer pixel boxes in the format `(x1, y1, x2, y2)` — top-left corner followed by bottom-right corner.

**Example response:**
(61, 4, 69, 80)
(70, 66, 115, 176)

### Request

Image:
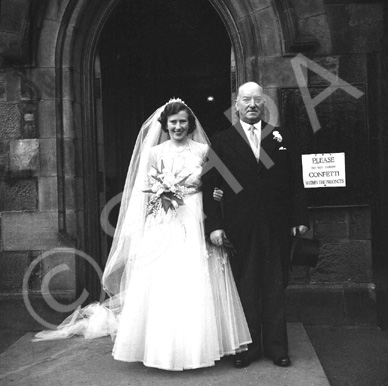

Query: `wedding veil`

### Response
(34, 100, 211, 341)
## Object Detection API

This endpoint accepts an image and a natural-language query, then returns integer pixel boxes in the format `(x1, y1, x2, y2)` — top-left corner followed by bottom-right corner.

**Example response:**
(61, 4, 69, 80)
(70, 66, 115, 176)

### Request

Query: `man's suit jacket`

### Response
(203, 121, 309, 274)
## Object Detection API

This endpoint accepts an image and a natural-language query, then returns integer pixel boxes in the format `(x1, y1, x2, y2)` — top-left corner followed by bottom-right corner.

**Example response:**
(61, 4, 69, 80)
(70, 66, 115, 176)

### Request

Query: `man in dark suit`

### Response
(203, 82, 309, 368)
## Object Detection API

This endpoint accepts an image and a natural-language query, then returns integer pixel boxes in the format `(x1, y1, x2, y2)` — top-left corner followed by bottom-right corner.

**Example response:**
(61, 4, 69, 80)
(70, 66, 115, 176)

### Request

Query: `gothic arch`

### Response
(31, 0, 329, 297)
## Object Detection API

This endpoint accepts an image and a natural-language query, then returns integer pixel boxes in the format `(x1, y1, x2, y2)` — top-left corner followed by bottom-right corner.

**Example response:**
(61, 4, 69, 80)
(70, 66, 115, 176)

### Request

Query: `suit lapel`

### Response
(257, 122, 278, 175)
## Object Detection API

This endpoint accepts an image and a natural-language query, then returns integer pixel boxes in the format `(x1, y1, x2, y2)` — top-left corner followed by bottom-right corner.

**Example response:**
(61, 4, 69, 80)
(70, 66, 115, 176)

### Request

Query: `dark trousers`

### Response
(229, 219, 288, 358)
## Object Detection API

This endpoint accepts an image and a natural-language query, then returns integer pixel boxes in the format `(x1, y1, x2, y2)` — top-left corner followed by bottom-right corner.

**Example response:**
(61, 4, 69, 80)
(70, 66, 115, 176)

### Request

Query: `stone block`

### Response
(30, 68, 56, 100)
(20, 102, 38, 138)
(38, 100, 56, 138)
(343, 284, 376, 325)
(75, 177, 84, 210)
(259, 57, 299, 88)
(64, 176, 76, 210)
(248, 0, 271, 11)
(62, 25, 75, 68)
(0, 71, 6, 101)
(316, 222, 348, 239)
(73, 69, 82, 103)
(298, 14, 332, 55)
(9, 139, 39, 176)
(0, 140, 9, 176)
(38, 177, 58, 211)
(349, 207, 371, 240)
(45, 0, 71, 22)
(76, 210, 85, 249)
(0, 294, 76, 331)
(291, 0, 325, 19)
(62, 68, 73, 102)
(308, 56, 340, 87)
(64, 138, 75, 176)
(289, 265, 311, 284)
(0, 0, 29, 32)
(286, 284, 345, 324)
(1, 211, 60, 251)
(73, 102, 82, 139)
(29, 251, 44, 291)
(39, 138, 57, 177)
(0, 103, 21, 139)
(63, 99, 74, 138)
(311, 240, 372, 283)
(65, 210, 77, 240)
(36, 19, 60, 68)
(262, 87, 280, 126)
(338, 54, 367, 85)
(5, 70, 22, 102)
(254, 6, 282, 57)
(326, 4, 384, 54)
(0, 178, 37, 211)
(24, 248, 76, 293)
(0, 252, 30, 291)
(74, 139, 83, 177)
(40, 248, 76, 291)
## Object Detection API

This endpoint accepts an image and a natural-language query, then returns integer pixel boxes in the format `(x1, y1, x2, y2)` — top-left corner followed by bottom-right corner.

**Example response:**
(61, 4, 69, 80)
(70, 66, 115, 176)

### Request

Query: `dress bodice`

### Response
(149, 139, 208, 189)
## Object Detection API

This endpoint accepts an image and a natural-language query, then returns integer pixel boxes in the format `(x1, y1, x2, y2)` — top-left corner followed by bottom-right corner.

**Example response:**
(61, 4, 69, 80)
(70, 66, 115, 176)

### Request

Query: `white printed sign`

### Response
(302, 153, 346, 188)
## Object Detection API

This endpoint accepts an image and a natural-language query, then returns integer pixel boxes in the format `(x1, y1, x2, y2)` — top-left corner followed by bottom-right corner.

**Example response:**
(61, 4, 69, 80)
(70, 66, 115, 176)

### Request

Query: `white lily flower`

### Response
(156, 188, 165, 197)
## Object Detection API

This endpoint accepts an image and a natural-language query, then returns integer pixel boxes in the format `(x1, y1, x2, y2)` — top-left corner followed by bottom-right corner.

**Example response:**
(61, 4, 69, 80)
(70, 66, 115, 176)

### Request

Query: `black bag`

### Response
(290, 232, 320, 268)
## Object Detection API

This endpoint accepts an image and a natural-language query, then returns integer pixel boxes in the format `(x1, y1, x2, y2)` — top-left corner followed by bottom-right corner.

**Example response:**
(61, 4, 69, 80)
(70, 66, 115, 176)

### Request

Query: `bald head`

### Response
(237, 82, 263, 98)
(235, 82, 265, 124)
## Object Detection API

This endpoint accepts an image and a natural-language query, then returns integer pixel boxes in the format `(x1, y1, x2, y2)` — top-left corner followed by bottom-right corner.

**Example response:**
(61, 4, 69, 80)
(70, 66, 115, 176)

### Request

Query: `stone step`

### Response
(0, 323, 330, 386)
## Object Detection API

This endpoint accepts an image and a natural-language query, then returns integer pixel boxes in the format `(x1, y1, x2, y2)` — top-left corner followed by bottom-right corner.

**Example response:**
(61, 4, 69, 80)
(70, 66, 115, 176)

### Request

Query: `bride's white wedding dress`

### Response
(34, 137, 251, 371)
(112, 139, 250, 370)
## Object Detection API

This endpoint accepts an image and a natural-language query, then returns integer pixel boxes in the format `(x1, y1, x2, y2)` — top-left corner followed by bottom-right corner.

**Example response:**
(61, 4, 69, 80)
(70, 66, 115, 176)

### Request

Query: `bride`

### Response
(34, 99, 251, 371)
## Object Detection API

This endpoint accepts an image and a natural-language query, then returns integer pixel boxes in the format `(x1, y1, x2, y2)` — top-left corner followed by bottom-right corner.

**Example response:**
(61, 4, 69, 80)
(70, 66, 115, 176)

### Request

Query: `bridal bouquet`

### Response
(143, 160, 191, 216)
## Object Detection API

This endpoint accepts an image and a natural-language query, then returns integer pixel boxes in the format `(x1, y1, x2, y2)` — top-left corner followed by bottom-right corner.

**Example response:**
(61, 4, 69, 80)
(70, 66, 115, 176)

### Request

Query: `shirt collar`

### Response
(240, 120, 261, 132)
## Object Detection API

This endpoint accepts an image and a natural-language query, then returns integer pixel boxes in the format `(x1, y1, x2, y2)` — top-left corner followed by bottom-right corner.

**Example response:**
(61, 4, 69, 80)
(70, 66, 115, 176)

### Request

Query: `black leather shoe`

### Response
(233, 352, 251, 368)
(273, 355, 291, 367)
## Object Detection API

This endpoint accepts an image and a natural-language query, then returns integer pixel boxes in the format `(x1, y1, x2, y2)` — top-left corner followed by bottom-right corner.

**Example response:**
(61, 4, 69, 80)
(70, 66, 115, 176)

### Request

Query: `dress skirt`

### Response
(112, 192, 251, 371)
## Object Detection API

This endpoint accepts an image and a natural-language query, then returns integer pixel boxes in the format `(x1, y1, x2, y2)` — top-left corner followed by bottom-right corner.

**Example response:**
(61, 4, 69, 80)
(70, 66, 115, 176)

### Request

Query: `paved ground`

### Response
(305, 325, 388, 386)
(0, 323, 329, 386)
(1, 324, 388, 386)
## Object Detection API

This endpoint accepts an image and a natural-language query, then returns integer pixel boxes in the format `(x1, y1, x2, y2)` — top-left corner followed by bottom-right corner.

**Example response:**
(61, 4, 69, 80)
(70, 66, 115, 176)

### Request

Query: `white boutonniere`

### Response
(273, 131, 282, 143)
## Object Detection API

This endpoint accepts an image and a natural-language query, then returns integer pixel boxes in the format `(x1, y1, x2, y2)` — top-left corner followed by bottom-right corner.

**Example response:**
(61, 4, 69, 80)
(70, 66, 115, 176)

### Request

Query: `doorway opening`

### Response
(96, 0, 232, 260)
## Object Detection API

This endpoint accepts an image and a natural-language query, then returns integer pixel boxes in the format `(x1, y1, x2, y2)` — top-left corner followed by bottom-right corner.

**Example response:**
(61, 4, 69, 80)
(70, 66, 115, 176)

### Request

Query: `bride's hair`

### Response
(158, 101, 197, 134)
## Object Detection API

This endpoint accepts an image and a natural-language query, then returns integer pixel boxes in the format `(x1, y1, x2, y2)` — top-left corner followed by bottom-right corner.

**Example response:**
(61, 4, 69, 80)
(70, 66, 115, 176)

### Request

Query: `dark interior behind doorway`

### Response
(97, 0, 231, 254)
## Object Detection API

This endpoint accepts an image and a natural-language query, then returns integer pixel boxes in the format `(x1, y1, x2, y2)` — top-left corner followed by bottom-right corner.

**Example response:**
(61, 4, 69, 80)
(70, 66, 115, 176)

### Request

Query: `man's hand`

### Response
(291, 225, 309, 236)
(210, 229, 227, 246)
(213, 187, 223, 202)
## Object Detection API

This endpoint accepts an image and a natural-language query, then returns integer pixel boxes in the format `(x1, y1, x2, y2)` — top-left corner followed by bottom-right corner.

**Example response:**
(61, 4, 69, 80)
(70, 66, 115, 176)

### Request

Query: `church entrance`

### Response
(95, 0, 232, 262)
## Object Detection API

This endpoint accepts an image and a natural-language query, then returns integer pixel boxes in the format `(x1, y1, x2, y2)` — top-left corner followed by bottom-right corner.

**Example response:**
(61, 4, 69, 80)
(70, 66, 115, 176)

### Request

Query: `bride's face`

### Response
(167, 110, 189, 142)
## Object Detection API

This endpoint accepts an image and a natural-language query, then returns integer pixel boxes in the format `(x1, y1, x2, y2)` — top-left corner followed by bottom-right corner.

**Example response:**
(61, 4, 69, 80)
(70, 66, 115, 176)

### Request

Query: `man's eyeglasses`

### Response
(240, 97, 265, 105)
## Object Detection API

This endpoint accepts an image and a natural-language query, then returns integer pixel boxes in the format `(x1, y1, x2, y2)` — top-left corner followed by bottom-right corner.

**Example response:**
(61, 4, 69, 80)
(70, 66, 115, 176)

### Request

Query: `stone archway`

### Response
(29, 0, 329, 300)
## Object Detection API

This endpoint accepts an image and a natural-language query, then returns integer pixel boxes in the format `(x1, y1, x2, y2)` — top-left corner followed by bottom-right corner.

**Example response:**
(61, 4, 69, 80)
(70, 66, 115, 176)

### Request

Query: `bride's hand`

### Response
(213, 187, 223, 202)
(210, 229, 226, 246)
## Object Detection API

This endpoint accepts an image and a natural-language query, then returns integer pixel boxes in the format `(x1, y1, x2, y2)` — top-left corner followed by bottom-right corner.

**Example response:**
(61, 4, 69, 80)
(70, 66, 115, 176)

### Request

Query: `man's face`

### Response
(235, 84, 265, 124)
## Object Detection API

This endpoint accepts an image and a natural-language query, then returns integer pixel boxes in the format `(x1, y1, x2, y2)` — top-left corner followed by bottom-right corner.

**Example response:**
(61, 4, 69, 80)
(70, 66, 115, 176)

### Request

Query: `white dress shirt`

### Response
(240, 120, 261, 161)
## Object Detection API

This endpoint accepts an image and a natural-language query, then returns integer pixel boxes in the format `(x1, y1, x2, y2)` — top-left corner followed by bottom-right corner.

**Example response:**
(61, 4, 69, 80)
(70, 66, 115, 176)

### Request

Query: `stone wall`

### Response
(0, 0, 77, 303)
(0, 0, 385, 327)
(0, 70, 39, 293)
